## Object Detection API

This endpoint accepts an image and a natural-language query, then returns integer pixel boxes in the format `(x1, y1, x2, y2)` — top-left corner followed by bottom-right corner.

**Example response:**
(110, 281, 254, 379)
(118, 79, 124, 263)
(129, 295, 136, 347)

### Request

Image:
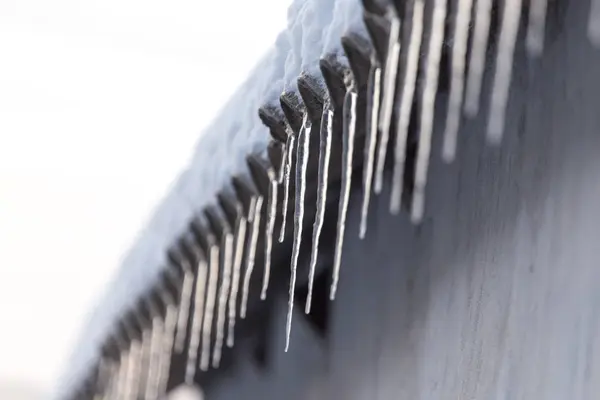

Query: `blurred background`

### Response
(0, 0, 289, 398)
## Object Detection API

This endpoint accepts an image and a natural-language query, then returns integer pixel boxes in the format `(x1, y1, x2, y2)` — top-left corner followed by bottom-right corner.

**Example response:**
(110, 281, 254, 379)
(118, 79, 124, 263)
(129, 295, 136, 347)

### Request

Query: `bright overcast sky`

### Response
(0, 0, 288, 397)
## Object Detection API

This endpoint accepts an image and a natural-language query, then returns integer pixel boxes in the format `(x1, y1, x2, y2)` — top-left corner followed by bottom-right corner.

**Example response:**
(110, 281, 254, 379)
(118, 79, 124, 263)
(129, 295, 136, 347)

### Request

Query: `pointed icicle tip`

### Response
(442, 0, 472, 163)
(331, 88, 358, 301)
(390, 0, 424, 215)
(285, 113, 312, 352)
(411, 0, 447, 224)
(360, 63, 381, 239)
(486, 0, 523, 144)
(463, 0, 493, 117)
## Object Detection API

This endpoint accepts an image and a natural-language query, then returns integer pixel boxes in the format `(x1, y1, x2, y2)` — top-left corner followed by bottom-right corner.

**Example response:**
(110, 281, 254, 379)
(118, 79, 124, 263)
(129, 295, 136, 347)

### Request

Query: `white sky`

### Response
(0, 0, 288, 397)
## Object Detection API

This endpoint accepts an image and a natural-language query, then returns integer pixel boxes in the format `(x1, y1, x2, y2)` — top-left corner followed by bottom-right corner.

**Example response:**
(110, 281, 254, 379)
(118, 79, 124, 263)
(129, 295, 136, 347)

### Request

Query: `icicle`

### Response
(442, 0, 473, 162)
(590, 0, 600, 47)
(412, 0, 447, 223)
(174, 265, 194, 353)
(124, 341, 142, 400)
(106, 361, 120, 400)
(184, 256, 207, 381)
(279, 135, 295, 242)
(374, 11, 402, 194)
(331, 87, 357, 301)
(199, 245, 219, 372)
(359, 64, 381, 238)
(463, 0, 493, 116)
(157, 304, 178, 397)
(227, 217, 247, 347)
(390, 0, 425, 214)
(115, 351, 130, 400)
(95, 357, 110, 399)
(285, 114, 312, 352)
(306, 104, 333, 314)
(144, 317, 164, 400)
(261, 177, 278, 300)
(526, 0, 548, 56)
(487, 0, 523, 143)
(240, 196, 263, 319)
(212, 232, 234, 368)
(138, 328, 152, 399)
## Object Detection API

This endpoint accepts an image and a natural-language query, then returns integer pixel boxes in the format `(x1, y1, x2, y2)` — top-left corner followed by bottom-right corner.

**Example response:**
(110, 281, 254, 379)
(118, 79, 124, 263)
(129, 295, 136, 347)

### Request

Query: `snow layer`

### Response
(58, 0, 365, 397)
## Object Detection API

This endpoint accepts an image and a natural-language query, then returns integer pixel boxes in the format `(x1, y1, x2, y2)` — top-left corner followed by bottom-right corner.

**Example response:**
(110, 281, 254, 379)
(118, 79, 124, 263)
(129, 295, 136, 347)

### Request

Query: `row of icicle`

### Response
(73, 0, 600, 398)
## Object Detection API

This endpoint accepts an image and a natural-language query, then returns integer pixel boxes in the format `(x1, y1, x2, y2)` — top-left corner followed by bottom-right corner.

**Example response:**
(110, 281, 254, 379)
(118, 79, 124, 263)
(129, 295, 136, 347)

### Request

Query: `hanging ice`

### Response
(144, 317, 164, 400)
(138, 328, 152, 399)
(212, 232, 234, 368)
(306, 104, 333, 314)
(174, 264, 194, 353)
(487, 0, 523, 143)
(442, 0, 473, 162)
(105, 360, 120, 400)
(124, 340, 142, 400)
(285, 114, 312, 352)
(116, 350, 130, 400)
(374, 11, 402, 194)
(331, 87, 357, 301)
(412, 0, 447, 223)
(463, 0, 493, 117)
(185, 257, 207, 381)
(157, 304, 178, 397)
(590, 0, 600, 47)
(199, 245, 219, 372)
(526, 0, 548, 56)
(359, 64, 381, 238)
(240, 196, 263, 319)
(279, 135, 295, 242)
(261, 174, 278, 300)
(390, 0, 425, 214)
(227, 216, 247, 347)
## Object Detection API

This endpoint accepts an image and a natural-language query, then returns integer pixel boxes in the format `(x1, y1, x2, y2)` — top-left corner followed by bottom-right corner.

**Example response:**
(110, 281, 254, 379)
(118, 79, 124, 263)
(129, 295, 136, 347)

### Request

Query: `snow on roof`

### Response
(57, 0, 365, 396)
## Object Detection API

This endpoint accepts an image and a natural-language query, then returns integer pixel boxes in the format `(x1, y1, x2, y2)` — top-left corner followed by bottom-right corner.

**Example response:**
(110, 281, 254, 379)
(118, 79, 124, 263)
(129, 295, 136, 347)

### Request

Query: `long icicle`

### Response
(463, 0, 493, 117)
(227, 216, 247, 347)
(137, 329, 152, 399)
(115, 350, 130, 400)
(390, 0, 425, 214)
(306, 104, 333, 314)
(331, 87, 357, 301)
(212, 232, 234, 368)
(526, 0, 548, 56)
(144, 317, 164, 400)
(487, 0, 523, 143)
(184, 257, 207, 381)
(590, 0, 600, 47)
(279, 135, 295, 242)
(285, 114, 312, 352)
(173, 264, 194, 353)
(199, 245, 219, 372)
(138, 328, 152, 399)
(157, 304, 178, 397)
(261, 176, 278, 300)
(359, 64, 381, 238)
(374, 12, 402, 194)
(240, 196, 263, 319)
(412, 0, 447, 223)
(106, 361, 120, 400)
(124, 341, 142, 400)
(442, 0, 473, 162)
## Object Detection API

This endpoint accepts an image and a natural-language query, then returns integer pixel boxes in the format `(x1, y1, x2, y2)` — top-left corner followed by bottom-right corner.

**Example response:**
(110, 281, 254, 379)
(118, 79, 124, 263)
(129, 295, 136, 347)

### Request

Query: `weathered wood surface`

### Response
(205, 2, 600, 399)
